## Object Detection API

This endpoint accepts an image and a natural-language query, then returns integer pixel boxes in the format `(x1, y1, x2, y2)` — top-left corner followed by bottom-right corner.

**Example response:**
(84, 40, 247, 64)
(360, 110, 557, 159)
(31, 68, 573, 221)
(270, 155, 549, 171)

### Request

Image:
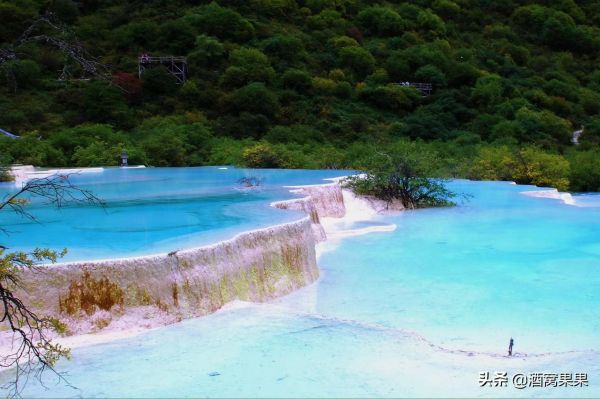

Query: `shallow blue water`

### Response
(285, 181, 600, 354)
(0, 167, 349, 261)
(1, 173, 599, 397)
(13, 304, 599, 398)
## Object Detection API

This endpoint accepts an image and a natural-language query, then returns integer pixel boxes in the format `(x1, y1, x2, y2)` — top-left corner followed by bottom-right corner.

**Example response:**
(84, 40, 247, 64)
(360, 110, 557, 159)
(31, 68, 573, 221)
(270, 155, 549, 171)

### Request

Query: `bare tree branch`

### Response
(0, 12, 110, 85)
(0, 174, 105, 223)
(0, 173, 103, 397)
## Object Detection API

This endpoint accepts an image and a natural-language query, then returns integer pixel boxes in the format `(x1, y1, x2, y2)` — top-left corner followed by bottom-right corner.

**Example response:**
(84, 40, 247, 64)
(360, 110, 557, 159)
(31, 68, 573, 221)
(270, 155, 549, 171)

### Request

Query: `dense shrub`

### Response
(187, 35, 225, 70)
(228, 83, 279, 117)
(2, 60, 41, 90)
(568, 150, 600, 192)
(358, 85, 418, 112)
(281, 69, 312, 93)
(344, 141, 456, 209)
(141, 67, 178, 95)
(357, 6, 405, 37)
(261, 35, 305, 65)
(338, 46, 376, 79)
(222, 48, 275, 87)
(72, 141, 122, 167)
(242, 142, 282, 168)
(469, 146, 519, 182)
(187, 2, 254, 42)
(469, 145, 570, 190)
(514, 147, 570, 191)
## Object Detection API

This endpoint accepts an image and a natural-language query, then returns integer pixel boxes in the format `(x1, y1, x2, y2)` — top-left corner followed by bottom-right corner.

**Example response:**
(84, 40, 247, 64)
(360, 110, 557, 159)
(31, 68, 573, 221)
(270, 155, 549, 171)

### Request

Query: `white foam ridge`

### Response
(8, 165, 147, 186)
(9, 165, 105, 186)
(521, 188, 576, 205)
(319, 188, 396, 240)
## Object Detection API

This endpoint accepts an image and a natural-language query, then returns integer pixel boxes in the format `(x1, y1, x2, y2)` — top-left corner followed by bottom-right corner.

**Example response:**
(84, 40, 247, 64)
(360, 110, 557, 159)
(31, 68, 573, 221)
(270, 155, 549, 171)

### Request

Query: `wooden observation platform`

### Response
(138, 55, 187, 84)
(398, 82, 433, 96)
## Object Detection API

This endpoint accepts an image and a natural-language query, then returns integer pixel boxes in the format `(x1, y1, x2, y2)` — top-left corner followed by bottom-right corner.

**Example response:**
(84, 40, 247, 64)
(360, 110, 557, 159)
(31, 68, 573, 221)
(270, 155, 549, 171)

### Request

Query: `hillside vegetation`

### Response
(1, 0, 600, 191)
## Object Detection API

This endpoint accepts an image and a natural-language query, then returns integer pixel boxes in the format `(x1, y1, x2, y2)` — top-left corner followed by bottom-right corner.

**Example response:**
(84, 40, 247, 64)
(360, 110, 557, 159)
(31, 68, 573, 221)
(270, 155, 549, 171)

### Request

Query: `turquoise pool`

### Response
(0, 167, 350, 261)
(1, 171, 599, 397)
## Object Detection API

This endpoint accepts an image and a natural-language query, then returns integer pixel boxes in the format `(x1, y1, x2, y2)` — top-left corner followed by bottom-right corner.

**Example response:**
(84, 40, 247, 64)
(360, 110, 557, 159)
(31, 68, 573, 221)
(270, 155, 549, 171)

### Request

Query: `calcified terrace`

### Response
(7, 178, 394, 339)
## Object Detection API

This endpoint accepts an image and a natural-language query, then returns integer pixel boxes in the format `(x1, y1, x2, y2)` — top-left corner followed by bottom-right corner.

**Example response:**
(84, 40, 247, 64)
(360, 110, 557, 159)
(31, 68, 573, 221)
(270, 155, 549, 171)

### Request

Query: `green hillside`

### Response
(1, 0, 600, 190)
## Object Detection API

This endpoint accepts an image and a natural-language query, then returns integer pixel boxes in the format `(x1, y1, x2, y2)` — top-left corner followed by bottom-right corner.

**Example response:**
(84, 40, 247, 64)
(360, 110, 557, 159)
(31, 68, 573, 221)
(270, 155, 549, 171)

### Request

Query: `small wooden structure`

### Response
(138, 55, 187, 84)
(398, 82, 433, 97)
(120, 150, 128, 167)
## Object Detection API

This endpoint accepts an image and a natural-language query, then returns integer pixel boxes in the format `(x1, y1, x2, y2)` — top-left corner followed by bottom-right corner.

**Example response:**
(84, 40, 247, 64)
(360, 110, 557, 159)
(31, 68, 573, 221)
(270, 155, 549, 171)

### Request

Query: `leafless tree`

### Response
(0, 174, 103, 223)
(0, 174, 103, 397)
(0, 12, 110, 90)
(237, 176, 263, 188)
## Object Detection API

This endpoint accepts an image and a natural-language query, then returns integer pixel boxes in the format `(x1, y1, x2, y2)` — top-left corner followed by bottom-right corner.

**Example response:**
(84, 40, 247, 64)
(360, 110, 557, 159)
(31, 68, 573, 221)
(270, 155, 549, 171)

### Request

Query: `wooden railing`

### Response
(138, 56, 187, 64)
(138, 56, 187, 84)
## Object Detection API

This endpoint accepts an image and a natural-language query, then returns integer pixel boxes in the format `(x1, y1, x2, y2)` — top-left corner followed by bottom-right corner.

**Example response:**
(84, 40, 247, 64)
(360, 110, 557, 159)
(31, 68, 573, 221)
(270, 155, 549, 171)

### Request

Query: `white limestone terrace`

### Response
(8, 165, 145, 185)
(521, 188, 576, 205)
(0, 173, 399, 353)
(522, 188, 600, 208)
(9, 165, 104, 184)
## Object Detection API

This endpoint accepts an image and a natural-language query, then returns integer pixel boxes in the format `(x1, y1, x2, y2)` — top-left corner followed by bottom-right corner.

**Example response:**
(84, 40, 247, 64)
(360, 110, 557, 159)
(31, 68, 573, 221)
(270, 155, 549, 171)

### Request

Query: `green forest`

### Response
(1, 0, 600, 191)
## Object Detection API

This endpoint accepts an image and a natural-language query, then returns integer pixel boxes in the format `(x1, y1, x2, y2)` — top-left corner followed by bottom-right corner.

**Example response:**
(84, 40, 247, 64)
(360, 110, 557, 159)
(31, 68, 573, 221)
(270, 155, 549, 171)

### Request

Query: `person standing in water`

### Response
(508, 338, 514, 356)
